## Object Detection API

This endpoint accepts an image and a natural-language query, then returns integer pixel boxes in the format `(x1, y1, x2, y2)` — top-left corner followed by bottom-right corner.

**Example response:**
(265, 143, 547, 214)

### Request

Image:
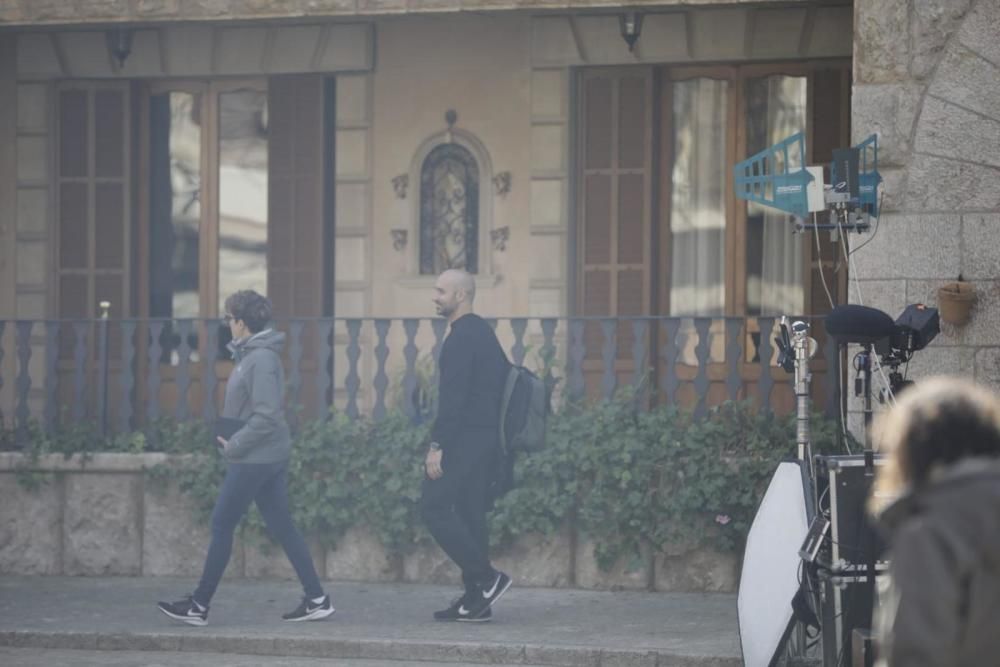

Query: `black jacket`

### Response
(431, 314, 510, 453)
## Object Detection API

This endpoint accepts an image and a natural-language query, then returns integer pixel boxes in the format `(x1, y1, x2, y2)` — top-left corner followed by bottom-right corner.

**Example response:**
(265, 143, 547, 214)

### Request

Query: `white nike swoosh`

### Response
(458, 605, 471, 615)
(482, 577, 501, 598)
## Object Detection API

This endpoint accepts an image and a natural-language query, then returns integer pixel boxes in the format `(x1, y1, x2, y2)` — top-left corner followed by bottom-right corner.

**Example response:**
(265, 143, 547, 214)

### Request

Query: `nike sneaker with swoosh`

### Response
(282, 594, 336, 621)
(463, 570, 513, 619)
(433, 593, 493, 622)
(157, 596, 208, 627)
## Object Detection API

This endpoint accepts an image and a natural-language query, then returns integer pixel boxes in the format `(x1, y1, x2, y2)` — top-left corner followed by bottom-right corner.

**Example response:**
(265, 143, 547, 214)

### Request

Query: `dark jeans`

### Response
(420, 440, 497, 591)
(193, 460, 323, 606)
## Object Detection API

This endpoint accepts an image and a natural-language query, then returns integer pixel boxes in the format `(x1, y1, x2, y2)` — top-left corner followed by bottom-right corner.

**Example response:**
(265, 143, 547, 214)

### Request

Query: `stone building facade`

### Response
(849, 0, 1000, 431)
(0, 0, 996, 424)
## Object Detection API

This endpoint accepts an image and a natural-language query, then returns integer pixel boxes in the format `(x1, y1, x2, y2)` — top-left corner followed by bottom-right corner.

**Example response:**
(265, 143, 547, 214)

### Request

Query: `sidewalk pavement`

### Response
(0, 576, 741, 666)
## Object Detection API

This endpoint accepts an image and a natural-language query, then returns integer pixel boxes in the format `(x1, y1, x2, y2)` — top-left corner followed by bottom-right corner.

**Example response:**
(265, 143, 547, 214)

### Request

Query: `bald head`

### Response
(433, 269, 475, 322)
(440, 269, 476, 302)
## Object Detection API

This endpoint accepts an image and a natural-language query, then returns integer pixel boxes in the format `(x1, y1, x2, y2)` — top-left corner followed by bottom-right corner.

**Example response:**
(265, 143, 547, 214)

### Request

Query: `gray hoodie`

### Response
(221, 328, 292, 464)
(874, 457, 1000, 667)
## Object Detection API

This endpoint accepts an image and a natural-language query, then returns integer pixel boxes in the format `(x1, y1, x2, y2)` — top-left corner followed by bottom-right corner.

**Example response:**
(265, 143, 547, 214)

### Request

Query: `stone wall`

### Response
(850, 0, 1000, 428)
(0, 453, 738, 592)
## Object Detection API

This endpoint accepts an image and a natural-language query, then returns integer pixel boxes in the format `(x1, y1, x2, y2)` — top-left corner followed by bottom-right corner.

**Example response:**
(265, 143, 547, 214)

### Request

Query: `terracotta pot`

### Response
(937, 282, 977, 326)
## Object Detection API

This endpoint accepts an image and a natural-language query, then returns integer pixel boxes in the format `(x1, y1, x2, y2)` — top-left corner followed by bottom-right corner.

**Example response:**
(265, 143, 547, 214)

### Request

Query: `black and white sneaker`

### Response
(282, 594, 335, 622)
(464, 570, 513, 618)
(157, 596, 208, 627)
(433, 594, 493, 622)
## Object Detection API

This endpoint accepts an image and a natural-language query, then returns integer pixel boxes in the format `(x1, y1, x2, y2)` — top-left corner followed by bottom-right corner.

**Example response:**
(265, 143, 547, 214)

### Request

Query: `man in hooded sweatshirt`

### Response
(157, 290, 332, 626)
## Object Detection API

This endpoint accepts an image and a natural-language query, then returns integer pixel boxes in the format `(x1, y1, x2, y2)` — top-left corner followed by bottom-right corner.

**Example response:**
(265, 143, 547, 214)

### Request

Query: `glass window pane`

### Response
(419, 143, 479, 275)
(744, 75, 807, 316)
(149, 91, 201, 319)
(218, 89, 269, 311)
(669, 78, 728, 318)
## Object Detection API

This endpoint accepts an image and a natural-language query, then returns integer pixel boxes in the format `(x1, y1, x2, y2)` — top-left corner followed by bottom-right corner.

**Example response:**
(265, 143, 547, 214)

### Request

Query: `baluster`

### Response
(345, 319, 362, 420)
(693, 318, 712, 418)
(402, 319, 420, 422)
(174, 320, 192, 421)
(631, 319, 648, 394)
(568, 319, 585, 401)
(44, 322, 60, 433)
(201, 322, 219, 424)
(315, 319, 333, 418)
(373, 319, 391, 421)
(660, 318, 681, 407)
(510, 318, 527, 366)
(72, 322, 88, 422)
(119, 320, 136, 433)
(724, 318, 743, 403)
(540, 318, 558, 390)
(288, 320, 305, 417)
(15, 321, 33, 440)
(147, 321, 164, 424)
(600, 318, 616, 400)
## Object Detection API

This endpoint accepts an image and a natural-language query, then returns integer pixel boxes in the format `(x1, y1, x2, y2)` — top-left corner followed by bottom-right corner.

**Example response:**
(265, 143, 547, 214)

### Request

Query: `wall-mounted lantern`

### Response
(106, 27, 133, 69)
(619, 12, 644, 53)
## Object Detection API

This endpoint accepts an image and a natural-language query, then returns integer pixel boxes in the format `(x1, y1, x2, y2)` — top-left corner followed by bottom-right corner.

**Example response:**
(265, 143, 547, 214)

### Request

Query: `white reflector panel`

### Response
(738, 461, 810, 667)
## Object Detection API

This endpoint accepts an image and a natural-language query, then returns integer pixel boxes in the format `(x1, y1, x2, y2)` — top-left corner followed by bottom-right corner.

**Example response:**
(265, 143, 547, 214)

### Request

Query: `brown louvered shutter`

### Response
(57, 84, 132, 329)
(267, 74, 330, 320)
(267, 75, 333, 417)
(576, 69, 654, 397)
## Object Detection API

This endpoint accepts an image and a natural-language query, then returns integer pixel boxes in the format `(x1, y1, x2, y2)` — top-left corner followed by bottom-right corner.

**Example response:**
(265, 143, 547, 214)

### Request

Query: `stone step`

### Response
(2, 648, 551, 667)
(0, 630, 740, 667)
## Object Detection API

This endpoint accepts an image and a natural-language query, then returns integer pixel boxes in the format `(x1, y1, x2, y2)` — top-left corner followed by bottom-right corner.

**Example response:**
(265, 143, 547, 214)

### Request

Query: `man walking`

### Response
(422, 269, 512, 622)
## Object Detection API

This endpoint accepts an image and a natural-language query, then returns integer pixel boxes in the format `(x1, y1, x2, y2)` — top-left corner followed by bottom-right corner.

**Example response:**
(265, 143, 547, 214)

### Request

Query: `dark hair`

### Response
(872, 377, 1000, 512)
(224, 290, 272, 333)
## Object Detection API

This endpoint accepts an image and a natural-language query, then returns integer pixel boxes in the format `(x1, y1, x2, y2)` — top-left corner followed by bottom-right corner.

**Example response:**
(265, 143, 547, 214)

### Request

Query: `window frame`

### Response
(656, 59, 851, 321)
(137, 78, 268, 320)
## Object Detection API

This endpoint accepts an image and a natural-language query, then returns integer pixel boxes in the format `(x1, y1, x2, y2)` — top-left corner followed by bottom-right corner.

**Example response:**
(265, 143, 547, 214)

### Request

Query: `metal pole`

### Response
(791, 319, 815, 482)
(97, 301, 111, 437)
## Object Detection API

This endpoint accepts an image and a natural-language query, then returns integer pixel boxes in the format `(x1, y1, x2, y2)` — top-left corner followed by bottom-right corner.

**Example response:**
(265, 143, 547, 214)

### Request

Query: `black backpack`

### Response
(498, 365, 548, 454)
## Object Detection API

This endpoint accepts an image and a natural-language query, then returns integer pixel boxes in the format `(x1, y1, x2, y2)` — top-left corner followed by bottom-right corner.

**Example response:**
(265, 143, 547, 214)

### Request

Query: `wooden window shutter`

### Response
(577, 69, 653, 317)
(576, 69, 654, 357)
(267, 74, 331, 320)
(56, 83, 132, 325)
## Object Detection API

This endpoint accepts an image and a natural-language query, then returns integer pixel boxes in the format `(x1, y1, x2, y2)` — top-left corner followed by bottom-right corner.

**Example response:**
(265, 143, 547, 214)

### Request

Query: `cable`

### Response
(814, 212, 836, 310)
(838, 214, 898, 412)
(847, 189, 884, 257)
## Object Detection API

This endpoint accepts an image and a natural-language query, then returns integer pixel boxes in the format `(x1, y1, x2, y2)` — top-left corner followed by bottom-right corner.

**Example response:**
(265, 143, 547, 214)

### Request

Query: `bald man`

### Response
(421, 269, 512, 622)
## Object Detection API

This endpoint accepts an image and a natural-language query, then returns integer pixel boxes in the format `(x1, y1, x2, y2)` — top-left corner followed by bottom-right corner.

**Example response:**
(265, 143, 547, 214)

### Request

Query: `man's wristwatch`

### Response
(428, 441, 442, 452)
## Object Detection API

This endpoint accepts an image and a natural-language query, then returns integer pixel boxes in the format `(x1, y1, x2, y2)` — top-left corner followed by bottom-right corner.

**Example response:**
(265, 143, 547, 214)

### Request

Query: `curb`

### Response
(0, 631, 741, 667)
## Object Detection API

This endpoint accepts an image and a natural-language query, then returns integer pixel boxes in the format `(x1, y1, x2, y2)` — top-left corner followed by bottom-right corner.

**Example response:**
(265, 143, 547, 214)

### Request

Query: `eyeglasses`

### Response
(222, 314, 234, 325)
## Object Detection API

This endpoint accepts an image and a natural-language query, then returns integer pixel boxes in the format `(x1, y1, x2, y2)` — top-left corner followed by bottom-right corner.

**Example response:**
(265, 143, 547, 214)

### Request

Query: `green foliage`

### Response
(6, 400, 852, 571)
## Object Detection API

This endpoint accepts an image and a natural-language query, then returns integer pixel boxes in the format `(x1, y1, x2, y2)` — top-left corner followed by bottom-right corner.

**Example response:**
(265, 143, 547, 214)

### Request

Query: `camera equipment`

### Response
(733, 132, 889, 667)
(825, 303, 939, 418)
(813, 454, 888, 667)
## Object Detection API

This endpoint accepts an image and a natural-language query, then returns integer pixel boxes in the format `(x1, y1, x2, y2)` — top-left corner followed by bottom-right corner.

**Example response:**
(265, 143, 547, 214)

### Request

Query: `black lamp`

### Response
(106, 27, 133, 69)
(619, 12, 643, 52)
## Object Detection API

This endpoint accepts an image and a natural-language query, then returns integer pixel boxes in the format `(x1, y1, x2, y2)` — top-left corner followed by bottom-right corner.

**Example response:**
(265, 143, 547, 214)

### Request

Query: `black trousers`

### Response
(420, 440, 497, 590)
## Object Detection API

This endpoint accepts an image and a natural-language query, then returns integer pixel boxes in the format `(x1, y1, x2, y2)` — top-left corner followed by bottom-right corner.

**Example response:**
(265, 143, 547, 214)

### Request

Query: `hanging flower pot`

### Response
(937, 281, 977, 326)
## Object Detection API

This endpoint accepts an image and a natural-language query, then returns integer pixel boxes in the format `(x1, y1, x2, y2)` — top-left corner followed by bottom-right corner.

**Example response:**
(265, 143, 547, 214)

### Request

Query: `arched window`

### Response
(419, 143, 479, 274)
